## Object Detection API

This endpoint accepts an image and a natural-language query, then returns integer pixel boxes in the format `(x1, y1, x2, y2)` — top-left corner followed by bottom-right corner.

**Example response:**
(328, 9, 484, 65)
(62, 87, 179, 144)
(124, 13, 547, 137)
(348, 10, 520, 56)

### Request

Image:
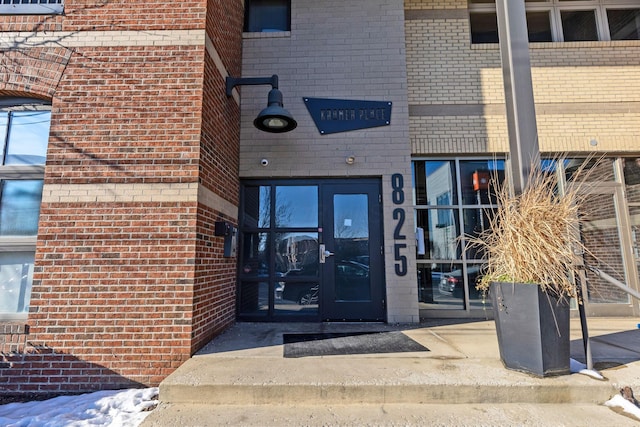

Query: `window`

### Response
(413, 158, 505, 310)
(244, 0, 290, 32)
(0, 0, 63, 15)
(469, 1, 640, 43)
(608, 9, 640, 40)
(0, 98, 51, 320)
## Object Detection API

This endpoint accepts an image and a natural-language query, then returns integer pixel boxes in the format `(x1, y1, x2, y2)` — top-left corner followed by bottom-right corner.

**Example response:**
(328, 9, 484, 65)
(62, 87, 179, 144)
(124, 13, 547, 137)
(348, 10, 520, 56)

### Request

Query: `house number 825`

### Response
(391, 173, 407, 276)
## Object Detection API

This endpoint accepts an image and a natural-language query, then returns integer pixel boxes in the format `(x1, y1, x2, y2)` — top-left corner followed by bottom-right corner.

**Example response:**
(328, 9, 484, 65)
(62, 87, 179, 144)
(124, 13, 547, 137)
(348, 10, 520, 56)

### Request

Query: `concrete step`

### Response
(142, 402, 640, 426)
(157, 355, 620, 406)
(146, 319, 640, 426)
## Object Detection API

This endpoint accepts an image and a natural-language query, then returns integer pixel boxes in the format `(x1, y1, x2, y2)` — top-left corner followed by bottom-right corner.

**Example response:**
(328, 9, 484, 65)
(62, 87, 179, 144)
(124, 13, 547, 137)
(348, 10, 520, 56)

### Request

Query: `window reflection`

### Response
(5, 111, 50, 165)
(414, 161, 457, 206)
(463, 208, 496, 260)
(624, 158, 640, 204)
(243, 186, 270, 228)
(580, 192, 629, 304)
(240, 233, 269, 277)
(275, 232, 319, 315)
(275, 232, 318, 275)
(238, 281, 268, 316)
(561, 10, 598, 41)
(0, 252, 34, 313)
(417, 263, 464, 310)
(0, 112, 7, 161)
(275, 186, 318, 228)
(414, 158, 504, 311)
(608, 9, 640, 40)
(416, 209, 461, 260)
(334, 194, 370, 301)
(245, 0, 290, 32)
(459, 160, 504, 205)
(0, 101, 50, 318)
(565, 158, 614, 182)
(0, 180, 44, 236)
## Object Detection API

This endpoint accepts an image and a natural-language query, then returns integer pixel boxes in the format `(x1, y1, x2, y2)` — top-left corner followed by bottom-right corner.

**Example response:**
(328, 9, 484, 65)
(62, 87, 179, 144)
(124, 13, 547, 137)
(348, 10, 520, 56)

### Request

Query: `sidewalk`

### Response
(142, 318, 640, 426)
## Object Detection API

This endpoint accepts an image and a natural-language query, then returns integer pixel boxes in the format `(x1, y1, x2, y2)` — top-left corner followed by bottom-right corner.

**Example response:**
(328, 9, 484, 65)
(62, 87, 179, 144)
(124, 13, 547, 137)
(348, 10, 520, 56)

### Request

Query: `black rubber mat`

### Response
(283, 331, 429, 358)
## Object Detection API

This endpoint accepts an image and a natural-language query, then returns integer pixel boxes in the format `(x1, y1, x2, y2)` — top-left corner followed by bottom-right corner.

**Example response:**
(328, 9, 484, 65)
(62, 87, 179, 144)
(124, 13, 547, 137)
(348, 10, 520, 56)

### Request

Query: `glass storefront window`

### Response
(417, 263, 464, 310)
(416, 209, 461, 260)
(414, 158, 503, 312)
(413, 161, 457, 206)
(459, 160, 504, 205)
(463, 208, 496, 260)
(565, 158, 614, 182)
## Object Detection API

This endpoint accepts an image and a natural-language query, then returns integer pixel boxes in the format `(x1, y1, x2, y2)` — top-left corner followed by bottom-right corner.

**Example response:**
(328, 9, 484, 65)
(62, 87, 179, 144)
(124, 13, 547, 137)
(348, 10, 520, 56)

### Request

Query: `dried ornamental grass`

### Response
(472, 161, 591, 299)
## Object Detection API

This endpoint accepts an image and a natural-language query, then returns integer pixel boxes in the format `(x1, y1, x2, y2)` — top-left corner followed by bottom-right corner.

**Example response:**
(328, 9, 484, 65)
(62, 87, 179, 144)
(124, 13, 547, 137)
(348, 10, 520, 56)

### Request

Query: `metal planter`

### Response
(490, 282, 571, 377)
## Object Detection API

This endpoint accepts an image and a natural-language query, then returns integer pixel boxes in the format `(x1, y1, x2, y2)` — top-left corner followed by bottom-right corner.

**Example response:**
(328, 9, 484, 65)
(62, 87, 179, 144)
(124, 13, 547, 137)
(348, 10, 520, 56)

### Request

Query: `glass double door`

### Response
(238, 179, 385, 321)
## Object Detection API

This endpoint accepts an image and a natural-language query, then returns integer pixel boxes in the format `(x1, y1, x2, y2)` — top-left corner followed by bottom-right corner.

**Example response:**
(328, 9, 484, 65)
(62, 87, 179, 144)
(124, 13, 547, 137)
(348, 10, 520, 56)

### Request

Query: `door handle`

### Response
(319, 244, 334, 263)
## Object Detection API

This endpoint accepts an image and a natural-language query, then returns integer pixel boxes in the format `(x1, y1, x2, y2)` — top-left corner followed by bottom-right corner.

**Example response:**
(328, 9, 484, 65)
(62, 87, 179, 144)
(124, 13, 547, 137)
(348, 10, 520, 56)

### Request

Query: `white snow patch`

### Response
(570, 358, 604, 380)
(605, 394, 640, 421)
(0, 387, 158, 427)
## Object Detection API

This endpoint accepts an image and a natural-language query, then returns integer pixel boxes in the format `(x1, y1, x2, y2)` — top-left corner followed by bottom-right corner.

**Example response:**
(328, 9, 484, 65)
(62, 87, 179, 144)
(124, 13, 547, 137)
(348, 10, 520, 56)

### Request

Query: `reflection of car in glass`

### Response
(438, 266, 482, 298)
(280, 269, 318, 304)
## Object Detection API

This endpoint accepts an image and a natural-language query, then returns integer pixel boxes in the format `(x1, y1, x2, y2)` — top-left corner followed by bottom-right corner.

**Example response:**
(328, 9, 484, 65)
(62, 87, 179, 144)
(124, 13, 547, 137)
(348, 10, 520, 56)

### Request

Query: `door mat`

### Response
(283, 331, 429, 358)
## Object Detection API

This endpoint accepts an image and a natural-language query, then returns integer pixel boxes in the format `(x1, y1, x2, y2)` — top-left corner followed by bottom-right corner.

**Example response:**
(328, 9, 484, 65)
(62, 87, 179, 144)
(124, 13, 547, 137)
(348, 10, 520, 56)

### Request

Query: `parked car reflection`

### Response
(280, 269, 318, 304)
(438, 265, 483, 299)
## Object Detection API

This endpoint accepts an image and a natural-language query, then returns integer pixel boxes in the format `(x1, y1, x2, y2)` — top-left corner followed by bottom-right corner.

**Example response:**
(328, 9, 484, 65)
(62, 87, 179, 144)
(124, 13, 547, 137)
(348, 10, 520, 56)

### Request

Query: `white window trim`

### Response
(469, 0, 640, 42)
(0, 0, 63, 15)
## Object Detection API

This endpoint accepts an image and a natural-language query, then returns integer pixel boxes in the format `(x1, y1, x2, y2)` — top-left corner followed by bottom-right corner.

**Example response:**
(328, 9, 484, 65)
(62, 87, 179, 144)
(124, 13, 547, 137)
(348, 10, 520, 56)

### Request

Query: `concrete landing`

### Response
(142, 318, 640, 426)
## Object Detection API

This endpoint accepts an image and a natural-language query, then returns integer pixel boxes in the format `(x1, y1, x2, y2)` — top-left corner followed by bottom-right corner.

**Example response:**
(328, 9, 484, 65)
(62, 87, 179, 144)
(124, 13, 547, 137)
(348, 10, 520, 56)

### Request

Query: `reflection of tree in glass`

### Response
(258, 187, 271, 228)
(275, 200, 292, 227)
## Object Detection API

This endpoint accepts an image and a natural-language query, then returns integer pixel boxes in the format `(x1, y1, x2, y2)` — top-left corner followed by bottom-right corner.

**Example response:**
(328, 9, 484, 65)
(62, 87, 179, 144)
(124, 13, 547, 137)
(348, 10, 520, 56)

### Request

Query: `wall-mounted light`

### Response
(345, 156, 355, 165)
(226, 74, 297, 133)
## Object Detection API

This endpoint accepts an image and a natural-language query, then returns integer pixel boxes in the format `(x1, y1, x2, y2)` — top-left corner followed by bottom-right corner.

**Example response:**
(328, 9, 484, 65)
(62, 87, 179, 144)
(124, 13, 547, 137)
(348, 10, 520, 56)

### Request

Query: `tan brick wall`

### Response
(406, 4, 640, 155)
(239, 0, 418, 323)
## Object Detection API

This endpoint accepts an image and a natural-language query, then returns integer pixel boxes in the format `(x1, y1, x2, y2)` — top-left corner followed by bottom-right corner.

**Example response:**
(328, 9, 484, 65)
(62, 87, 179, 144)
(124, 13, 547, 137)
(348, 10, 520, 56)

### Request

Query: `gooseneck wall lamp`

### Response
(225, 74, 297, 133)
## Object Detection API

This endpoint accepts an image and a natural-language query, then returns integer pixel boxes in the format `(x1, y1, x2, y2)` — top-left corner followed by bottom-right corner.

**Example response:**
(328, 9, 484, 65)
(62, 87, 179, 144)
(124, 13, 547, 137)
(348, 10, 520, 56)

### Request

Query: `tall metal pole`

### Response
(495, 0, 540, 194)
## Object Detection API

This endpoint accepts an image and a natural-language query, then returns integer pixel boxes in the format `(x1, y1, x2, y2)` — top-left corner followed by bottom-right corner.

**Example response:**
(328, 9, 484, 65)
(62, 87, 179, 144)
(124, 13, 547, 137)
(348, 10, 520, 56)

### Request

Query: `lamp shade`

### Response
(253, 88, 297, 133)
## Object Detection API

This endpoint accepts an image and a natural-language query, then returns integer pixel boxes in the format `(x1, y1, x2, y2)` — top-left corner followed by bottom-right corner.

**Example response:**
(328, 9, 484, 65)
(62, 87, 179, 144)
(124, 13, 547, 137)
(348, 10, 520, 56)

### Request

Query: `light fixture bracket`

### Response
(225, 74, 297, 133)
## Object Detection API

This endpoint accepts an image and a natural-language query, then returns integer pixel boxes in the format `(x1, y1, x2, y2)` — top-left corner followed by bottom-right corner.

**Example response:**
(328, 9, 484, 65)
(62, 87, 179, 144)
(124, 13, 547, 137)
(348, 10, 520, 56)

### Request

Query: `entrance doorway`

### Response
(238, 179, 385, 321)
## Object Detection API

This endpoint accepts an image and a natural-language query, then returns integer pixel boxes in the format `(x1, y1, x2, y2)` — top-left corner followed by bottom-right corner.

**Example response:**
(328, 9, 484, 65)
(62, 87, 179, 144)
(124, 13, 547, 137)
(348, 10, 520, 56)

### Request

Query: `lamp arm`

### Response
(225, 75, 278, 97)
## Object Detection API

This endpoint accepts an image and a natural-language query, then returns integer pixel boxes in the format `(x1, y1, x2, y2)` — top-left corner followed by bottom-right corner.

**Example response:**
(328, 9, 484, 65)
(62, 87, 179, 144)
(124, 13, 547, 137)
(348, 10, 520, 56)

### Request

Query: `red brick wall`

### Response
(188, 0, 244, 354)
(47, 45, 204, 184)
(0, 0, 207, 32)
(13, 203, 197, 392)
(0, 0, 244, 397)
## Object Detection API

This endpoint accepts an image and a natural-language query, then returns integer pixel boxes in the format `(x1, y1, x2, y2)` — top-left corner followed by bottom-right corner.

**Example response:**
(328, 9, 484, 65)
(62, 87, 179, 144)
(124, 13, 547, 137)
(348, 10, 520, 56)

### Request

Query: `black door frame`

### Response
(320, 181, 385, 321)
(237, 178, 386, 322)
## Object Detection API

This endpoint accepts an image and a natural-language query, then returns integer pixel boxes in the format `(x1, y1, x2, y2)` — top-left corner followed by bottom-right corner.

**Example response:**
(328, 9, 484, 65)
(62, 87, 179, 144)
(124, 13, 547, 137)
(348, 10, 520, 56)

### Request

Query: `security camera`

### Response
(261, 159, 269, 166)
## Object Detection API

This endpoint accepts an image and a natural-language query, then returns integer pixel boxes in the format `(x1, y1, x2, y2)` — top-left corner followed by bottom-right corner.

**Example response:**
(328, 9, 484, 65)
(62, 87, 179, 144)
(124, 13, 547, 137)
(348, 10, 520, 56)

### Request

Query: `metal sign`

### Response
(303, 97, 392, 135)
